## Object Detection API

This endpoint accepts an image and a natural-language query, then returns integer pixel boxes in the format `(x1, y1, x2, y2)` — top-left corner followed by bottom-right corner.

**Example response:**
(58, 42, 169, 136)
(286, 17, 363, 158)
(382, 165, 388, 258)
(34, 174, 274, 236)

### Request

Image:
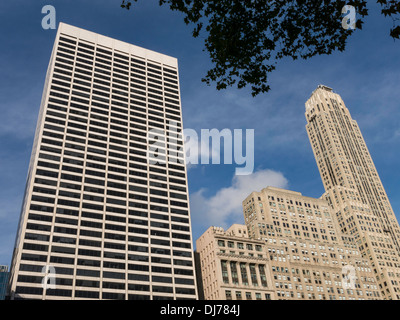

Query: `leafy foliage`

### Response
(121, 1, 399, 96)
(377, 0, 400, 38)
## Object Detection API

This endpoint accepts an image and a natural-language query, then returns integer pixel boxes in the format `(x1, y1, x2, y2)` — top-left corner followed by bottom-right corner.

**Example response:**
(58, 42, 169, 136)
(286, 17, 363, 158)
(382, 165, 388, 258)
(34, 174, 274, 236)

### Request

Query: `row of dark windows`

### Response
(31, 191, 188, 224)
(23, 235, 189, 255)
(32, 180, 186, 202)
(55, 51, 179, 92)
(41, 124, 183, 152)
(26, 206, 190, 225)
(28, 199, 189, 228)
(19, 254, 158, 280)
(39, 146, 185, 173)
(33, 186, 187, 203)
(48, 85, 181, 118)
(45, 111, 182, 138)
(55, 54, 177, 86)
(20, 253, 193, 281)
(17, 273, 194, 289)
(28, 211, 189, 233)
(28, 212, 189, 232)
(58, 37, 178, 75)
(21, 242, 192, 265)
(53, 65, 155, 94)
(12, 290, 191, 300)
(37, 160, 186, 182)
(54, 72, 179, 104)
(39, 153, 185, 175)
(24, 219, 191, 242)
(18, 259, 194, 277)
(27, 199, 190, 227)
(25, 213, 190, 234)
(51, 78, 180, 107)
(56, 48, 173, 79)
(31, 185, 188, 208)
(59, 72, 180, 101)
(58, 38, 170, 72)
(36, 155, 186, 180)
(49, 90, 180, 118)
(46, 98, 180, 128)
(24, 219, 191, 245)
(38, 155, 184, 177)
(47, 96, 181, 125)
(35, 163, 187, 187)
(38, 138, 185, 167)
(15, 290, 195, 300)
(46, 98, 182, 128)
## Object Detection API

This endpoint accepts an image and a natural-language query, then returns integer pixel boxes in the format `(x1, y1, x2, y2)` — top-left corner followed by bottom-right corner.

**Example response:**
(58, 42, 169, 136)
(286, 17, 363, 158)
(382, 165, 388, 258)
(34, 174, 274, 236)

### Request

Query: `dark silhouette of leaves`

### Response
(121, 1, 399, 96)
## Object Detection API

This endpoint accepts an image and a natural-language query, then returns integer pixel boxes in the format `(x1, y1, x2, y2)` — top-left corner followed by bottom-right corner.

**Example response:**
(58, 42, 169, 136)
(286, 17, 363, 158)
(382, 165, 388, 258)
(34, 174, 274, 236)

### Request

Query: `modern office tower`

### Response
(241, 187, 379, 300)
(0, 265, 9, 300)
(196, 224, 276, 300)
(305, 85, 400, 299)
(7, 23, 197, 300)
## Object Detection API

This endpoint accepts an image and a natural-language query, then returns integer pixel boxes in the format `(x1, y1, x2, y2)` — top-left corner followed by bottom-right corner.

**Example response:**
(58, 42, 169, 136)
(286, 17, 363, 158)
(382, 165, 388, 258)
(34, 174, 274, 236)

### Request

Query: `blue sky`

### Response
(0, 1, 399, 266)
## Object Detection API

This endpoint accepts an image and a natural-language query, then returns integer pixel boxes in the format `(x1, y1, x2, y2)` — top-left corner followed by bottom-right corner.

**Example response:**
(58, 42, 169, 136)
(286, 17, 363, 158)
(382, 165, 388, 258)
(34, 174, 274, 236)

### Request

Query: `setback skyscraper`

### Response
(195, 85, 398, 300)
(7, 23, 197, 300)
(305, 85, 400, 299)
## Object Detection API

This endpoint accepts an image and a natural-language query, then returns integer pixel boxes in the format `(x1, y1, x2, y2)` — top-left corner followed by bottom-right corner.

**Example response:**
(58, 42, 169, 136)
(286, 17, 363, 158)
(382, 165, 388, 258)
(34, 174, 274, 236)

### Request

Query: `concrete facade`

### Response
(8, 23, 197, 300)
(196, 224, 275, 300)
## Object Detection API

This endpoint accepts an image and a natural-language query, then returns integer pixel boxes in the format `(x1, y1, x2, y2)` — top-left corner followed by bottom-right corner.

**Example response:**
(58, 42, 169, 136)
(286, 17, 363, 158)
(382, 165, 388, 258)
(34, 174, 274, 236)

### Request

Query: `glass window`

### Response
(240, 263, 248, 286)
(249, 264, 258, 286)
(230, 262, 239, 285)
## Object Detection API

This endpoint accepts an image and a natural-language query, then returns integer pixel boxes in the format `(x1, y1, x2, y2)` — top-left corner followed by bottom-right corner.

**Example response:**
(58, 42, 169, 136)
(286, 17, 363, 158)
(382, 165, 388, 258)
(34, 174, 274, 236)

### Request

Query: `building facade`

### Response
(197, 186, 380, 300)
(196, 85, 399, 300)
(242, 187, 379, 300)
(305, 85, 400, 299)
(7, 23, 197, 300)
(196, 224, 276, 300)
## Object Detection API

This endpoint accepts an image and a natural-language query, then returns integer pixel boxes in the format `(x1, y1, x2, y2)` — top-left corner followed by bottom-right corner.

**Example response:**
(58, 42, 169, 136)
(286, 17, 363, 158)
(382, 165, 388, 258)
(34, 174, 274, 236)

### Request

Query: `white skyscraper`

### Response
(7, 23, 197, 300)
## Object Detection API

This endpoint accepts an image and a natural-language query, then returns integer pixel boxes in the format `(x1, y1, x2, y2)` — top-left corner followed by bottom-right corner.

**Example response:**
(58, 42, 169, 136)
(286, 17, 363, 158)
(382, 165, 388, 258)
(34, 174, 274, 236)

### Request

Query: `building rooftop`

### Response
(58, 22, 178, 67)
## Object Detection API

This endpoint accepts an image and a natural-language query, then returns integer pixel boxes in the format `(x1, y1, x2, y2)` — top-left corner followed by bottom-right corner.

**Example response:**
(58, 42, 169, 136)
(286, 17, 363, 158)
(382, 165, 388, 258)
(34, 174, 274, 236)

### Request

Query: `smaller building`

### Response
(195, 224, 276, 300)
(0, 265, 9, 300)
(195, 186, 381, 300)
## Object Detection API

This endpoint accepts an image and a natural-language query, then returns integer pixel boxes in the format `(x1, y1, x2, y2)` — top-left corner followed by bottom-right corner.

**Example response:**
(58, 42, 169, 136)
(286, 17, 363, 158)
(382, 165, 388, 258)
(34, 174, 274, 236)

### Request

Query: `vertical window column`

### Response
(249, 263, 258, 287)
(220, 260, 229, 284)
(258, 264, 268, 287)
(230, 261, 239, 285)
(240, 262, 249, 286)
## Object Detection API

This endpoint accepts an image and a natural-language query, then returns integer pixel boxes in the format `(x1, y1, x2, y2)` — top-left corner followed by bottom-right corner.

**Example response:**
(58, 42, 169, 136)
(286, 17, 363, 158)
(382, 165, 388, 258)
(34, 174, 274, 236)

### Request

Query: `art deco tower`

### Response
(305, 85, 400, 299)
(7, 23, 197, 300)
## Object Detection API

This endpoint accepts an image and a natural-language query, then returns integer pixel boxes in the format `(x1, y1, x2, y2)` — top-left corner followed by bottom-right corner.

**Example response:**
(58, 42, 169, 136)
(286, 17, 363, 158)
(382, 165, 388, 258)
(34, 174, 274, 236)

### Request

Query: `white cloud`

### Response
(190, 168, 288, 229)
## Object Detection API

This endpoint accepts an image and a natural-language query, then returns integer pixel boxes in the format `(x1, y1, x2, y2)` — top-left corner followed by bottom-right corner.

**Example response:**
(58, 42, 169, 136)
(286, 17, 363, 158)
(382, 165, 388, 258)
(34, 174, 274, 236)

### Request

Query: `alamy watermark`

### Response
(41, 5, 56, 30)
(42, 4, 356, 31)
(342, 265, 356, 290)
(148, 121, 255, 175)
(41, 265, 56, 290)
(342, 5, 357, 30)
